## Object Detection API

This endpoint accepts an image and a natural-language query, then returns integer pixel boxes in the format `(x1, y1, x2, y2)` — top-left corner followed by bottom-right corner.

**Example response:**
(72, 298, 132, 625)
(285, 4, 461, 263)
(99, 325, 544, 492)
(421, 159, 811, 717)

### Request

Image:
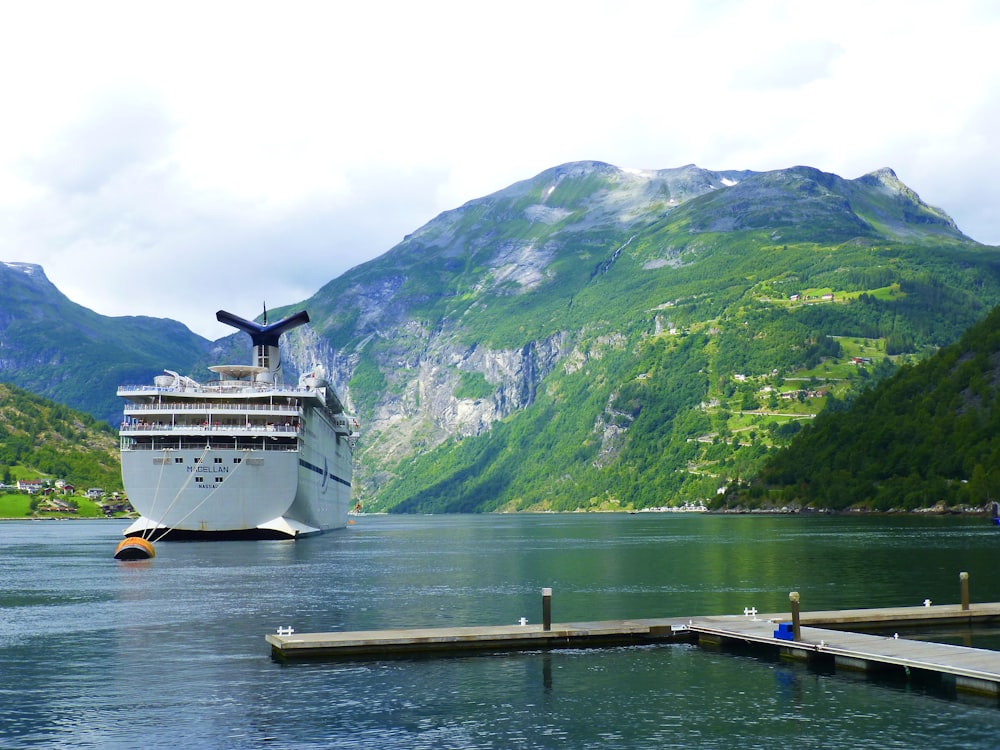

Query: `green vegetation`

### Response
(0, 493, 115, 519)
(342, 165, 1000, 513)
(734, 304, 1000, 511)
(360, 233, 1000, 512)
(0, 382, 123, 501)
(0, 493, 33, 517)
(348, 357, 388, 418)
(7, 163, 1000, 516)
(0, 262, 211, 423)
(454, 371, 495, 401)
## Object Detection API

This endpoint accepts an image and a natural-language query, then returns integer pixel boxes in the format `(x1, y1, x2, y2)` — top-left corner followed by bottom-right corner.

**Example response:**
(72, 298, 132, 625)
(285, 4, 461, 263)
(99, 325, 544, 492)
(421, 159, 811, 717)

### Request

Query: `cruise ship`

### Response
(118, 309, 357, 541)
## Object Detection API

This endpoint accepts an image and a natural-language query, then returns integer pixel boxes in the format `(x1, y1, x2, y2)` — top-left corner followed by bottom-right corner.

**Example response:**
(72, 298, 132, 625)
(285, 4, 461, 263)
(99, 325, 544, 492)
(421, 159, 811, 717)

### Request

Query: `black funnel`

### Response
(216, 309, 310, 348)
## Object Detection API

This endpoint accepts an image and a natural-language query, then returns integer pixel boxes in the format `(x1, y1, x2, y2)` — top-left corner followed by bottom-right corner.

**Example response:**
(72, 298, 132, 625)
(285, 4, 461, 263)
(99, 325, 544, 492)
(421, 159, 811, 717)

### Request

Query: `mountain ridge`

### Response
(0, 261, 213, 423)
(2, 161, 999, 512)
(276, 161, 998, 511)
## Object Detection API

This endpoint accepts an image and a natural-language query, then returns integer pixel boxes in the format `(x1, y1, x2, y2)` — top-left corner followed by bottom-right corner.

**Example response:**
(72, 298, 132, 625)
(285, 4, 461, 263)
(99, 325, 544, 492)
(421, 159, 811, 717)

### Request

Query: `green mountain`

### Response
(0, 262, 212, 423)
(272, 162, 1000, 512)
(4, 162, 1000, 513)
(746, 303, 1000, 511)
(0, 381, 122, 491)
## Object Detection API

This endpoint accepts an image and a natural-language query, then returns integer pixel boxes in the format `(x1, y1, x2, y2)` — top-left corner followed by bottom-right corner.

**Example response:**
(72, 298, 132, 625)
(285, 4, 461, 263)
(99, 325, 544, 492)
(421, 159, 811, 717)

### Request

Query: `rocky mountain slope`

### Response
(271, 162, 1000, 511)
(4, 162, 1000, 511)
(0, 261, 213, 423)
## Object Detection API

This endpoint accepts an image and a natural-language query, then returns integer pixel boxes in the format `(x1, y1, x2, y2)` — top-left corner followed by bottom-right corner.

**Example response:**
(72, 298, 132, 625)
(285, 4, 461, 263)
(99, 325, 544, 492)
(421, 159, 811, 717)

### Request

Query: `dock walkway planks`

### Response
(691, 612, 1000, 695)
(266, 603, 1000, 696)
(265, 618, 691, 659)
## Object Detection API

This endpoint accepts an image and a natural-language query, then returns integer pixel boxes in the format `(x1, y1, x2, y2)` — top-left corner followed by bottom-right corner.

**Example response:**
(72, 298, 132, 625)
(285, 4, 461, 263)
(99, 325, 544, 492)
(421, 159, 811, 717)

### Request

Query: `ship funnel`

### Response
(216, 309, 310, 382)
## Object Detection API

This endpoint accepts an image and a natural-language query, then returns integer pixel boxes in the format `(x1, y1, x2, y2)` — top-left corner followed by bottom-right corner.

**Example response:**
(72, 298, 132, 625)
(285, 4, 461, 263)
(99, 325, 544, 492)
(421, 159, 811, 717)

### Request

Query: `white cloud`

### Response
(1, 0, 1000, 338)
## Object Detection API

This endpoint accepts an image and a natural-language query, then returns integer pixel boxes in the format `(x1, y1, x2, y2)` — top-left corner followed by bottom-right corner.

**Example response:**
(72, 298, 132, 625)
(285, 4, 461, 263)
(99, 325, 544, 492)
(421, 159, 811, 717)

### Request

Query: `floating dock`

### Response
(267, 602, 1000, 695)
(693, 608, 1000, 697)
(266, 618, 691, 659)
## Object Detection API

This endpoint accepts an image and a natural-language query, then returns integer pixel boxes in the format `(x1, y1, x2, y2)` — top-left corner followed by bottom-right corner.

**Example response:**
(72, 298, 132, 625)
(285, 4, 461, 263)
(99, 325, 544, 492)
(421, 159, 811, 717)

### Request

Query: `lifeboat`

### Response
(113, 536, 156, 560)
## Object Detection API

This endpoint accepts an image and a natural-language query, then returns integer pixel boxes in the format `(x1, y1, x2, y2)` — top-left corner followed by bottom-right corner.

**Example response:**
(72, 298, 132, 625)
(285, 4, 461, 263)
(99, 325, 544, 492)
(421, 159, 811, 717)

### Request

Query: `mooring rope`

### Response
(139, 446, 173, 542)
(148, 446, 251, 544)
(142, 443, 212, 543)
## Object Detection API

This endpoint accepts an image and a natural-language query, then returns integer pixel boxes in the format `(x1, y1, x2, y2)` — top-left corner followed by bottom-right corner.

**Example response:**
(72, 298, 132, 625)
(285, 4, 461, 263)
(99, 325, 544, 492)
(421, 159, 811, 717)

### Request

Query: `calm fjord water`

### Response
(2, 513, 1000, 749)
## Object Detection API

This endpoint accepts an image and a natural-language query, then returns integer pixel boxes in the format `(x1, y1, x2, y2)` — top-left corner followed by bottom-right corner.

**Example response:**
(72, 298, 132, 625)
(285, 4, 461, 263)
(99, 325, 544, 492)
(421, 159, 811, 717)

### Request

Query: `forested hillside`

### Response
(5, 162, 1000, 513)
(283, 163, 1000, 512)
(0, 262, 212, 423)
(745, 304, 1000, 511)
(0, 383, 122, 491)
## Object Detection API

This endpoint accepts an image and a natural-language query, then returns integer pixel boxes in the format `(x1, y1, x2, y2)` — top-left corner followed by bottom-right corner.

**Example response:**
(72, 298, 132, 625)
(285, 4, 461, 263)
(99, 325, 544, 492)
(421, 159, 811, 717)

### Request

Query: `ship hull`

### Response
(122, 407, 351, 540)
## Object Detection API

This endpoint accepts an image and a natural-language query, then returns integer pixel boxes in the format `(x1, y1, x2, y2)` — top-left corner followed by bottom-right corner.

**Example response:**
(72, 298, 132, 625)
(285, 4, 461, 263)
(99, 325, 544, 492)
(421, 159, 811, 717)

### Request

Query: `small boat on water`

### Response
(116, 308, 358, 545)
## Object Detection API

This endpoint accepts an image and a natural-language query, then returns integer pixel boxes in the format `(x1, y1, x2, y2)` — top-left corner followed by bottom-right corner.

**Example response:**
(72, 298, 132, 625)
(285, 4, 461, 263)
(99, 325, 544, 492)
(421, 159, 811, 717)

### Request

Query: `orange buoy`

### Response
(114, 537, 156, 560)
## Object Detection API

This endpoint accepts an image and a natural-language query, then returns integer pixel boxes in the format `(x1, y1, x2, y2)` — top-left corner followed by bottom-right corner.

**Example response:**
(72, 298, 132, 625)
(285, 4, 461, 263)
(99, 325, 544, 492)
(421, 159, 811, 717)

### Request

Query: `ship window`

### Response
(233, 458, 242, 464)
(174, 457, 184, 464)
(215, 477, 224, 483)
(194, 457, 201, 464)
(195, 476, 204, 483)
(214, 457, 223, 464)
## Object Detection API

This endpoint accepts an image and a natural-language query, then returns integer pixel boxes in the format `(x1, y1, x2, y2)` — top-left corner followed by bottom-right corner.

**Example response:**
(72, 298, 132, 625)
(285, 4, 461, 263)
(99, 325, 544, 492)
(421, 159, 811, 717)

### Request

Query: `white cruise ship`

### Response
(118, 309, 358, 541)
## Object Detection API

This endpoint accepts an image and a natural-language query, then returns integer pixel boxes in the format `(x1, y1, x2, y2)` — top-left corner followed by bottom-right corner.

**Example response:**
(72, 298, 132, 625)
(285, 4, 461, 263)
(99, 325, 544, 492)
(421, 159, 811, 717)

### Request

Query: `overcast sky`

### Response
(2, 1, 998, 339)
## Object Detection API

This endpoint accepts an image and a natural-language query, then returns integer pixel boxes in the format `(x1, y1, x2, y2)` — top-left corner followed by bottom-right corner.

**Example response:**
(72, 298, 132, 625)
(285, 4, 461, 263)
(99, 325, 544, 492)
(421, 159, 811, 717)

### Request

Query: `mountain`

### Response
(0, 381, 121, 491)
(270, 162, 1000, 512)
(0, 262, 213, 423)
(745, 303, 1000, 512)
(4, 162, 1000, 512)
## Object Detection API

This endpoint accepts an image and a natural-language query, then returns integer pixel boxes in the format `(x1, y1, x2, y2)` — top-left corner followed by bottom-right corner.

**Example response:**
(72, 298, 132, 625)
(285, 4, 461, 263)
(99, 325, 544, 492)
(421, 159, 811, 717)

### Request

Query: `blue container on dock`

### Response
(774, 622, 794, 640)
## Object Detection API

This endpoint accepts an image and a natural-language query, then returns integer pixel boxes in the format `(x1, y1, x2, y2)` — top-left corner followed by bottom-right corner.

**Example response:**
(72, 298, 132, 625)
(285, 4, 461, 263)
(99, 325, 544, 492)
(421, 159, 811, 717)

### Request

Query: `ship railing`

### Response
(122, 402, 302, 414)
(120, 422, 300, 435)
(120, 438, 299, 452)
(118, 383, 325, 397)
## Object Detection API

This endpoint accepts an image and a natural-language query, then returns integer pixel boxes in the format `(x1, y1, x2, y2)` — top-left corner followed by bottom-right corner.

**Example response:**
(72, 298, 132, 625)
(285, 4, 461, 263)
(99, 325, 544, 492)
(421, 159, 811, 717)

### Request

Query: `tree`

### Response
(969, 464, 996, 507)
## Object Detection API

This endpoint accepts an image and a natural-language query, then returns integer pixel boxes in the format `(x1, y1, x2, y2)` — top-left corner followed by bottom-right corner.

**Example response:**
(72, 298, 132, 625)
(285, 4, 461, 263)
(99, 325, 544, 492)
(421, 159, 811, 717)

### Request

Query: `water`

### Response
(2, 513, 1000, 748)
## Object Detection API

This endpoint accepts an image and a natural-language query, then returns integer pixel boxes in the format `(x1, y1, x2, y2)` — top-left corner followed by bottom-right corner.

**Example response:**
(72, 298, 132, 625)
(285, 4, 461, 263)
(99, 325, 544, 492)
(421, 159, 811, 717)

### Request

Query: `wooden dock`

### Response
(266, 602, 1000, 696)
(693, 608, 1000, 697)
(265, 618, 693, 659)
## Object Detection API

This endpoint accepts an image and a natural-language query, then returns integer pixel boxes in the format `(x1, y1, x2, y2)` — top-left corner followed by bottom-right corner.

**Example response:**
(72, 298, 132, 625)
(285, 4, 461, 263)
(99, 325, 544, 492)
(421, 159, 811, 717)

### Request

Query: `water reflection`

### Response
(3, 514, 1000, 749)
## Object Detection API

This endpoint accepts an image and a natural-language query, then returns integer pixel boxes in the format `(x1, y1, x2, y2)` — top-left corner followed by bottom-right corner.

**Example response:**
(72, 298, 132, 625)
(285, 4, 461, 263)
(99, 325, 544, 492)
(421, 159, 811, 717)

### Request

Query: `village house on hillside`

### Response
(38, 497, 77, 513)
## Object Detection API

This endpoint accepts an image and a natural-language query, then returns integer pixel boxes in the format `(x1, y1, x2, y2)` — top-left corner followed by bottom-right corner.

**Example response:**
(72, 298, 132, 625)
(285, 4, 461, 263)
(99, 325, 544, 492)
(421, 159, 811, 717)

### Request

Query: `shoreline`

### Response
(0, 515, 134, 522)
(2, 508, 993, 522)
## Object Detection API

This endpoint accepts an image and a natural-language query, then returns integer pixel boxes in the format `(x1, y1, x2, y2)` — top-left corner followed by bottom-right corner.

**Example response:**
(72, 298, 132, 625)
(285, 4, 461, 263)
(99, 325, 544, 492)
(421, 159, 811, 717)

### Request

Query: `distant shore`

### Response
(2, 507, 993, 522)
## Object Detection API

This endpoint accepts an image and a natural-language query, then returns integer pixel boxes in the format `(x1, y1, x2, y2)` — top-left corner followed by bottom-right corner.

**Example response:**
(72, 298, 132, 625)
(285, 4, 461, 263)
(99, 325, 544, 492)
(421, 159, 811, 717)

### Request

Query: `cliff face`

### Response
(283, 316, 568, 459)
(264, 161, 993, 509)
(3, 161, 997, 512)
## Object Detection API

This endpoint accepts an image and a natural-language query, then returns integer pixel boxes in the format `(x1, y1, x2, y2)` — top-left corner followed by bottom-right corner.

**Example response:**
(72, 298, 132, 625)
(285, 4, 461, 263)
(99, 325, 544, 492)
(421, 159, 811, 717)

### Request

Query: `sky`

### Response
(2, 1, 999, 339)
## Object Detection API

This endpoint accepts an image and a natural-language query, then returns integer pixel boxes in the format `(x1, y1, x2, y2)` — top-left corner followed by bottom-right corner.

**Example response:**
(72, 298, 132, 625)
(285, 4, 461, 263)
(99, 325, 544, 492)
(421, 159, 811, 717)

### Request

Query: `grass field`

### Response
(0, 493, 122, 519)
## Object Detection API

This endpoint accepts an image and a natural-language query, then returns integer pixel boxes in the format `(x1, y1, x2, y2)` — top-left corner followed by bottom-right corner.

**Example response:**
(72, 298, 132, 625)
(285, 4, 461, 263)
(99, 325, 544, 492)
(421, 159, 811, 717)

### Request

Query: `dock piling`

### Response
(961, 571, 970, 611)
(542, 587, 552, 631)
(789, 591, 801, 640)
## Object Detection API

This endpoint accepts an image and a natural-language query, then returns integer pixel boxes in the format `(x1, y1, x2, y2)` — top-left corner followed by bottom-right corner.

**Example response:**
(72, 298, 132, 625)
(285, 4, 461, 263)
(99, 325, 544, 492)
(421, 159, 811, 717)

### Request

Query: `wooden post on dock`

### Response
(961, 571, 970, 611)
(542, 587, 552, 631)
(789, 591, 801, 640)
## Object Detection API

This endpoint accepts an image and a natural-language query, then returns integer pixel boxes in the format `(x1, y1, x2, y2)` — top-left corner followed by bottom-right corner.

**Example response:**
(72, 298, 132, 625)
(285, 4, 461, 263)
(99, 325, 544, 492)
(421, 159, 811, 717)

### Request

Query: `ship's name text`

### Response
(186, 466, 230, 474)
